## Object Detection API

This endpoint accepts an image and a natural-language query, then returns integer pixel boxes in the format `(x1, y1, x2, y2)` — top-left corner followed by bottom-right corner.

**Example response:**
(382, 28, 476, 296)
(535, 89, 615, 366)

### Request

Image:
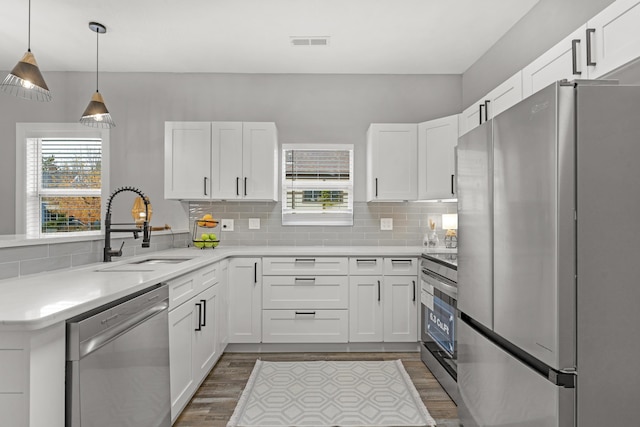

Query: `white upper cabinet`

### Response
(210, 122, 244, 200)
(165, 121, 278, 201)
(418, 114, 458, 200)
(459, 72, 523, 136)
(522, 25, 588, 98)
(164, 122, 212, 200)
(586, 0, 640, 79)
(366, 123, 418, 201)
(241, 122, 279, 200)
(485, 71, 523, 120)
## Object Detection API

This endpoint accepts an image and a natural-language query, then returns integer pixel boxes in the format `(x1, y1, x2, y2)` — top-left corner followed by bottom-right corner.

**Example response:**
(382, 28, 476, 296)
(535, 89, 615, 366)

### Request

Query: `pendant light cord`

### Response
(27, 0, 31, 51)
(96, 26, 99, 92)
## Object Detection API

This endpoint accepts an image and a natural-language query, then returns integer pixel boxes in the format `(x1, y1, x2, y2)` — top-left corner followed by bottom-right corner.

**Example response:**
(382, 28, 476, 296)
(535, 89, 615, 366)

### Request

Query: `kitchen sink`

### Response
(129, 257, 194, 265)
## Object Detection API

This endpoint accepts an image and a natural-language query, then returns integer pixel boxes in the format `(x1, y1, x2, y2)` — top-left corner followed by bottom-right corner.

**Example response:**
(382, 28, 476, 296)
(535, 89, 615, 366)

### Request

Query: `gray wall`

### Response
(0, 72, 462, 235)
(462, 0, 615, 107)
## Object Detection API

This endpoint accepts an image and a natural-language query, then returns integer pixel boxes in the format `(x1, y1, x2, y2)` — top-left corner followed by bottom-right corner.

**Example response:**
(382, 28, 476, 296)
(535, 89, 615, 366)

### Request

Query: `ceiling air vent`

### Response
(290, 36, 330, 47)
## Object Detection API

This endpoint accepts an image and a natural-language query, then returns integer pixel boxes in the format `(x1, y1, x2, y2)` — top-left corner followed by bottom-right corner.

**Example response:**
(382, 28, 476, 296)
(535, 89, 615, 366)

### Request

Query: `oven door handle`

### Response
(422, 269, 457, 298)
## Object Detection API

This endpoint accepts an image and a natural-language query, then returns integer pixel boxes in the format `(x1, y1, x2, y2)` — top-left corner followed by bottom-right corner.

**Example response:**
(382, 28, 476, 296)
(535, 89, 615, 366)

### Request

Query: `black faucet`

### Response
(103, 186, 151, 262)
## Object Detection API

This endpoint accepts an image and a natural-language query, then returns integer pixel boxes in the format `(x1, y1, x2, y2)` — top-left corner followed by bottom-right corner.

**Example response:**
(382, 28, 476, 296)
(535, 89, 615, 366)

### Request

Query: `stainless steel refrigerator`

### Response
(456, 80, 640, 427)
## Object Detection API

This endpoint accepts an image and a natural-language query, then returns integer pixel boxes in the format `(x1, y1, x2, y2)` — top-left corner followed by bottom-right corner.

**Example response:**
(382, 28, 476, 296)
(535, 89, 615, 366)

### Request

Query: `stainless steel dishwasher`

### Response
(66, 284, 171, 427)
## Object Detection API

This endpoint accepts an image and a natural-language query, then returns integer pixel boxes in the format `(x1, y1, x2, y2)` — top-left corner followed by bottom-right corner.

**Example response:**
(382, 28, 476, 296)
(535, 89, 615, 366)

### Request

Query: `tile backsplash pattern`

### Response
(0, 231, 190, 281)
(190, 201, 457, 247)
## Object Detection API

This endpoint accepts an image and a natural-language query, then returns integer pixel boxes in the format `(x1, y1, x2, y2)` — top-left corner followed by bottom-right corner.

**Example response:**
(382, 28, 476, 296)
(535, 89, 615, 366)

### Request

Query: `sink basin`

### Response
(130, 257, 194, 265)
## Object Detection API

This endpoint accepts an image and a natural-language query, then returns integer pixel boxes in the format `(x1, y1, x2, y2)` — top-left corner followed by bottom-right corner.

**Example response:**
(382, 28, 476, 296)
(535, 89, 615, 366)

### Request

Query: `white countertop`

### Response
(0, 245, 442, 332)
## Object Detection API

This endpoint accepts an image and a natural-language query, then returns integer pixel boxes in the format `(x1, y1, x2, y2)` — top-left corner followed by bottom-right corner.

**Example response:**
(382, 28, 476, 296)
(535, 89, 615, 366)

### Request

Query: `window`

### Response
(16, 124, 110, 238)
(282, 144, 353, 226)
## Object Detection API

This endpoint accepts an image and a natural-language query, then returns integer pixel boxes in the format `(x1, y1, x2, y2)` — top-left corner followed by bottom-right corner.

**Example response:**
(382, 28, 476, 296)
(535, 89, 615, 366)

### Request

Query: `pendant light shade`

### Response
(80, 22, 115, 128)
(0, 0, 52, 101)
(80, 91, 115, 128)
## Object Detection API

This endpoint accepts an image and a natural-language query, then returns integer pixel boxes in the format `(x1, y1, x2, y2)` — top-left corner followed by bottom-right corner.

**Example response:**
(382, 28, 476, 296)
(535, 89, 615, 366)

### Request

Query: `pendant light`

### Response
(80, 22, 115, 128)
(0, 0, 52, 101)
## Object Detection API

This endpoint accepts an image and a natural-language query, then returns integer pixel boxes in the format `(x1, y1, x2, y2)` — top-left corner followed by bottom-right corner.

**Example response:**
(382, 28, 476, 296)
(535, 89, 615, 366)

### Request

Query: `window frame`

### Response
(16, 123, 110, 237)
(281, 143, 354, 226)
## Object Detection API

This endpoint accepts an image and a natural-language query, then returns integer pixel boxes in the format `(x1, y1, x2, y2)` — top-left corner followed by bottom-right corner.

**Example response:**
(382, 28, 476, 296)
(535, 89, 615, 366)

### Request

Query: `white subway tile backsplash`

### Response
(189, 201, 456, 247)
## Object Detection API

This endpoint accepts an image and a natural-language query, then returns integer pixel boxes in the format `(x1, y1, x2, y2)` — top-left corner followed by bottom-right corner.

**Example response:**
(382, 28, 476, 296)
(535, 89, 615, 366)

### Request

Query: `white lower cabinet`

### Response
(349, 257, 418, 343)
(168, 264, 222, 422)
(349, 275, 384, 342)
(262, 310, 349, 343)
(383, 276, 418, 342)
(262, 257, 349, 343)
(228, 258, 262, 343)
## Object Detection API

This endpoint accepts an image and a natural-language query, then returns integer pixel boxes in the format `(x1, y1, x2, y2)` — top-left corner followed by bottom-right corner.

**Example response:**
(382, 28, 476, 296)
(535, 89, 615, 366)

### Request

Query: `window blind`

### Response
(26, 138, 102, 236)
(282, 145, 353, 226)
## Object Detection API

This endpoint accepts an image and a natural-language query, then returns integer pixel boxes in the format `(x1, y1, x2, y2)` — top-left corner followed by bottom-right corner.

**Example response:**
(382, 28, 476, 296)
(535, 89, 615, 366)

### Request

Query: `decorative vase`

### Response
(426, 230, 439, 248)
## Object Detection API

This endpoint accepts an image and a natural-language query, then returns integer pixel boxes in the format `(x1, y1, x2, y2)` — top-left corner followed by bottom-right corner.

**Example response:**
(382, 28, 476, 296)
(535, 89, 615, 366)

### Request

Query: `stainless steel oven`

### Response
(420, 253, 459, 404)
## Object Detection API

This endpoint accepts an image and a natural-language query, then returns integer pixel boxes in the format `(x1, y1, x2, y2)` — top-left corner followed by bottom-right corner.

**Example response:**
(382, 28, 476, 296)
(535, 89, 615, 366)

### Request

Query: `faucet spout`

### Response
(103, 187, 152, 262)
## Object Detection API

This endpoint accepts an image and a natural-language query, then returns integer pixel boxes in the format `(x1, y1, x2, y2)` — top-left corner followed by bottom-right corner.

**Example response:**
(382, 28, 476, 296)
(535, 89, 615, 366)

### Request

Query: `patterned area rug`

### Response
(227, 360, 436, 427)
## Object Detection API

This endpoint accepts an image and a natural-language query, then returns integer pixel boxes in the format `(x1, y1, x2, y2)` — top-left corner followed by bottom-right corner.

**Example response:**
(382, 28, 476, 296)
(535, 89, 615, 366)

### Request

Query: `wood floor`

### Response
(174, 352, 460, 427)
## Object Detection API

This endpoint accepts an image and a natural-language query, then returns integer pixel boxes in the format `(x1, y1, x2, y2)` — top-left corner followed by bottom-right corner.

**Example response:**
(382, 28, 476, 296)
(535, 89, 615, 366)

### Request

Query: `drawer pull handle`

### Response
(101, 314, 119, 324)
(195, 303, 202, 331)
(295, 258, 316, 263)
(294, 277, 316, 284)
(295, 311, 316, 316)
(391, 259, 412, 263)
(356, 259, 377, 263)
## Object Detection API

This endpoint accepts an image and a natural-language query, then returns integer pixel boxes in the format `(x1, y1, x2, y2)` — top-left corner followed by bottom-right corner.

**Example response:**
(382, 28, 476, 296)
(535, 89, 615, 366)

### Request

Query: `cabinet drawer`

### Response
(383, 258, 418, 275)
(168, 272, 199, 310)
(197, 263, 219, 288)
(263, 276, 348, 309)
(262, 257, 348, 275)
(348, 257, 383, 275)
(168, 263, 219, 310)
(262, 310, 348, 343)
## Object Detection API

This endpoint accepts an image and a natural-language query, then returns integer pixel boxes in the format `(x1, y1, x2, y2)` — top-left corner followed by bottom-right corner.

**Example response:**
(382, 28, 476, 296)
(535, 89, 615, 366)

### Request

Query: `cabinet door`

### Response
(460, 101, 483, 137)
(211, 122, 243, 199)
(228, 258, 262, 343)
(522, 25, 587, 98)
(366, 124, 418, 201)
(242, 122, 278, 201)
(169, 300, 197, 421)
(349, 276, 383, 342)
(383, 276, 418, 342)
(193, 285, 219, 381)
(164, 122, 211, 200)
(486, 71, 523, 119)
(418, 115, 458, 200)
(587, 0, 640, 79)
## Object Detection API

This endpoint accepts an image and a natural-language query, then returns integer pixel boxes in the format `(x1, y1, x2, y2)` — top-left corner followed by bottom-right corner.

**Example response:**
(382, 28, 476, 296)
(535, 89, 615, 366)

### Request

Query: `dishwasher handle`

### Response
(78, 299, 168, 359)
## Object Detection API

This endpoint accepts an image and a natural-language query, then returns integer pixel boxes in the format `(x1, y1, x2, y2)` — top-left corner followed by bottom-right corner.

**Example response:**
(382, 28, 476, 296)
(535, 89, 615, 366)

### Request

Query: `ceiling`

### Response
(0, 0, 539, 75)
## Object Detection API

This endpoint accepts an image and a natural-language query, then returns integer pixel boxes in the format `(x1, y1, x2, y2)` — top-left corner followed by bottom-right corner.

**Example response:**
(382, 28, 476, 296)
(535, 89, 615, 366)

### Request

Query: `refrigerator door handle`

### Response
(479, 104, 485, 125)
(484, 100, 490, 121)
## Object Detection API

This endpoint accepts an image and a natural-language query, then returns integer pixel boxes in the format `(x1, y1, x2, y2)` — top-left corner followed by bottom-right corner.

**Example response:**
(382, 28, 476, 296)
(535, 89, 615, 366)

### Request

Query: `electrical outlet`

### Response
(220, 219, 234, 231)
(380, 218, 393, 231)
(248, 218, 260, 230)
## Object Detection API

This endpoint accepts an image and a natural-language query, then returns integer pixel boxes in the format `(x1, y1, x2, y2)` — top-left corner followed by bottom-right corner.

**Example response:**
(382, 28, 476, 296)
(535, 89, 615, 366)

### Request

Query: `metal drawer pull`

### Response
(101, 314, 119, 324)
(356, 259, 377, 263)
(295, 258, 316, 263)
(391, 259, 412, 263)
(295, 311, 316, 316)
(200, 299, 207, 327)
(571, 39, 582, 75)
(294, 277, 316, 284)
(195, 303, 202, 331)
(378, 280, 381, 302)
(586, 28, 596, 66)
